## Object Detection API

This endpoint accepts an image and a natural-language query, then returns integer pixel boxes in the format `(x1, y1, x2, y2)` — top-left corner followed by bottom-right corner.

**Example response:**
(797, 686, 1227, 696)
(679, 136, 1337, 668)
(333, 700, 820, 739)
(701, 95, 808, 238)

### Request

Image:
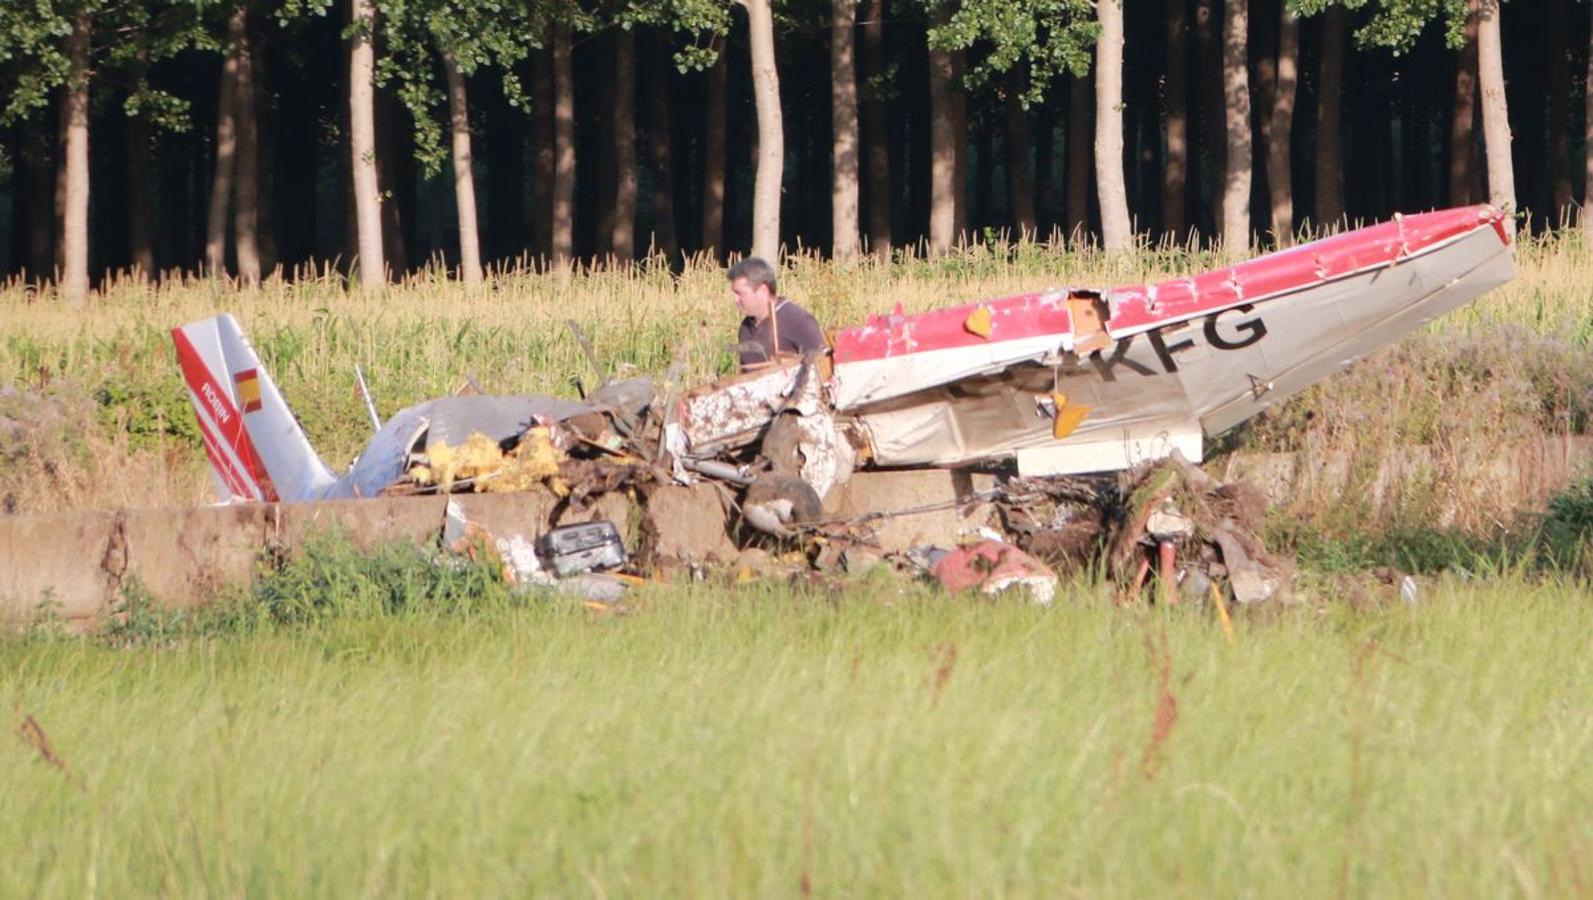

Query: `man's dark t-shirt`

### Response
(737, 299, 827, 369)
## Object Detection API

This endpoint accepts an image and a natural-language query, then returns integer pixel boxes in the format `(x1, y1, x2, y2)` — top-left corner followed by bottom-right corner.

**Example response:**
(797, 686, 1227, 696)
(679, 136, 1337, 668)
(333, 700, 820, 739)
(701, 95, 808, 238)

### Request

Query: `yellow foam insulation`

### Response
(411, 427, 567, 494)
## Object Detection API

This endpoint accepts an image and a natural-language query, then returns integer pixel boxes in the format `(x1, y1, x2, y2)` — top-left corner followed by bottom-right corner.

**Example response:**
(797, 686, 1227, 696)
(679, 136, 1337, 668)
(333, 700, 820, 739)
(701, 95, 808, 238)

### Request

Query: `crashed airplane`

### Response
(175, 205, 1516, 517)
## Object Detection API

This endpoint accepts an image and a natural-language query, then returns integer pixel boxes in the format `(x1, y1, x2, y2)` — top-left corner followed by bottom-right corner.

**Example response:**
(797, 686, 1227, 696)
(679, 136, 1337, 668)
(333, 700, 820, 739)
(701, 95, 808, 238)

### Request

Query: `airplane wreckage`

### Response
(172, 205, 1517, 606)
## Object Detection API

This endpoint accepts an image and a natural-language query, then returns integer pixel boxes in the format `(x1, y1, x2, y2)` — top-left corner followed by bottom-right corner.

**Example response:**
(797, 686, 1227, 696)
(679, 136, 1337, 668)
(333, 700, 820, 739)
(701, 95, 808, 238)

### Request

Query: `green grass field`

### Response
(3, 571, 1589, 897)
(3, 236, 1593, 896)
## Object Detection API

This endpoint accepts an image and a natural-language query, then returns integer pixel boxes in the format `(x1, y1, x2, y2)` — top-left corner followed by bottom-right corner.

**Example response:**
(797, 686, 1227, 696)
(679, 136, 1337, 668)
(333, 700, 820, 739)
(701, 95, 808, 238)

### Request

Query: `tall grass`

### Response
(2, 568, 1588, 896)
(1, 231, 1591, 523)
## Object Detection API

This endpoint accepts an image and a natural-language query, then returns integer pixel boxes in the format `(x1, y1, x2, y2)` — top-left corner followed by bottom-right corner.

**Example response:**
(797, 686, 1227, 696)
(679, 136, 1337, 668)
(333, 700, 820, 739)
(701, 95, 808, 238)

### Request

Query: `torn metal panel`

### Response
(423, 395, 593, 446)
(790, 409, 854, 500)
(676, 362, 819, 456)
(830, 291, 1077, 410)
(1016, 425, 1202, 477)
(854, 327, 1203, 467)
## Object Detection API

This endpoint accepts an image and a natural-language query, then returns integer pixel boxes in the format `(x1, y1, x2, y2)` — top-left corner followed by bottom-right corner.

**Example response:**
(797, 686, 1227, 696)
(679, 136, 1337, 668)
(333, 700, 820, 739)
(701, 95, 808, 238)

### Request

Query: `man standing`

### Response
(728, 257, 828, 370)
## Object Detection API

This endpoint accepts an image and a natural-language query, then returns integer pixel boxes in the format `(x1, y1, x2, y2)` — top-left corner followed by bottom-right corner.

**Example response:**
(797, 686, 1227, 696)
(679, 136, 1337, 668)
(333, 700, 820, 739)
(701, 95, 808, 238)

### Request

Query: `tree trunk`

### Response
(645, 37, 679, 259)
(860, 0, 891, 256)
(440, 48, 482, 284)
(551, 23, 575, 266)
(950, 49, 968, 242)
(1005, 68, 1036, 237)
(1095, 0, 1132, 251)
(1450, 0, 1479, 207)
(1220, 0, 1251, 253)
(742, 0, 784, 261)
(1548, 0, 1572, 221)
(610, 30, 637, 264)
(927, 6, 957, 253)
(231, 6, 262, 285)
(1164, 0, 1188, 239)
(59, 10, 91, 303)
(1315, 5, 1346, 227)
(702, 48, 728, 258)
(1266, 5, 1298, 245)
(1476, 0, 1514, 233)
(1065, 72, 1091, 240)
(206, 24, 241, 278)
(349, 0, 385, 286)
(126, 108, 154, 277)
(831, 0, 861, 259)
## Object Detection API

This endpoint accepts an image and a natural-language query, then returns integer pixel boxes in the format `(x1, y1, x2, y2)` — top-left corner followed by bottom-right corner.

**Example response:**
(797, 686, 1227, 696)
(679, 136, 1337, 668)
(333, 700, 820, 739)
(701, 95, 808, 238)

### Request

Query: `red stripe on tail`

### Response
(172, 327, 281, 502)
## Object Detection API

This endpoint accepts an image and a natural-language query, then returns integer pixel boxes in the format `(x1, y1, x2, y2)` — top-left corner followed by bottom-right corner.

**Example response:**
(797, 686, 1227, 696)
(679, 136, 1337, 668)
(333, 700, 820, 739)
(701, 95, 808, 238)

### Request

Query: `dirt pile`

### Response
(1105, 454, 1295, 605)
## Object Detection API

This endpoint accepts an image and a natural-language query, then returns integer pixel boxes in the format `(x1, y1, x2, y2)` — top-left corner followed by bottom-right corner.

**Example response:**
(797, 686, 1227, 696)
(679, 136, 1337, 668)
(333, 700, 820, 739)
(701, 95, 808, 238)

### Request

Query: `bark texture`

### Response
(830, 0, 861, 259)
(231, 6, 262, 285)
(60, 10, 91, 303)
(1220, 0, 1251, 253)
(1476, 0, 1514, 233)
(743, 0, 784, 261)
(349, 0, 385, 287)
(1266, 5, 1298, 245)
(551, 23, 575, 266)
(1095, 0, 1131, 251)
(441, 48, 482, 284)
(206, 25, 241, 278)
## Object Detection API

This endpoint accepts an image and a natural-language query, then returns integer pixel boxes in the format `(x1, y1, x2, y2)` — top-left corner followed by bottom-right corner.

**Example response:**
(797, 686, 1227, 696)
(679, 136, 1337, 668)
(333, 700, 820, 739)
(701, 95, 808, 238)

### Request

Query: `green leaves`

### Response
(374, 0, 548, 177)
(924, 0, 1097, 106)
(1288, 0, 1472, 53)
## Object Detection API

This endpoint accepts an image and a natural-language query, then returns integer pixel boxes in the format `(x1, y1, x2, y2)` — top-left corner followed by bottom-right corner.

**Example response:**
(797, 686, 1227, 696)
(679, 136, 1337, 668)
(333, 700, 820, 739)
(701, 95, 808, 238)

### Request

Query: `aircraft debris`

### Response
(158, 205, 1517, 612)
(1109, 454, 1296, 607)
(929, 539, 1059, 605)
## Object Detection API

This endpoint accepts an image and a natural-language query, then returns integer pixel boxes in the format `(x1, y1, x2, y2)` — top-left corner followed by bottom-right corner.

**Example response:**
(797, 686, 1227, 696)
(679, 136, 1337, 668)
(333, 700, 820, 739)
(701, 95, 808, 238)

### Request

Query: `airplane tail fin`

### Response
(172, 314, 339, 503)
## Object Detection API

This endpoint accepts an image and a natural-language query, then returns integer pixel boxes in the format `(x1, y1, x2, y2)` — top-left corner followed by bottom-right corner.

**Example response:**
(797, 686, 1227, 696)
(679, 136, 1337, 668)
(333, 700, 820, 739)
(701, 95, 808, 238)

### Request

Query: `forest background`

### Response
(0, 0, 1578, 302)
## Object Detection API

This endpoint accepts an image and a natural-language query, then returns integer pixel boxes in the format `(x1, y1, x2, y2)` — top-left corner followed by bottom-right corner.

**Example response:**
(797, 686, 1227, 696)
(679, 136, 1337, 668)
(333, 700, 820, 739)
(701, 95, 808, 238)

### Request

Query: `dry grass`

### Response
(0, 230, 1589, 527)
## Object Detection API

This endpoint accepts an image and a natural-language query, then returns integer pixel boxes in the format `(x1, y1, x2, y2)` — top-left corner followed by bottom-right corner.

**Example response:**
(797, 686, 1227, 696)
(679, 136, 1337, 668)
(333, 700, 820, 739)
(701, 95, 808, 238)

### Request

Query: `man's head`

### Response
(728, 256, 778, 320)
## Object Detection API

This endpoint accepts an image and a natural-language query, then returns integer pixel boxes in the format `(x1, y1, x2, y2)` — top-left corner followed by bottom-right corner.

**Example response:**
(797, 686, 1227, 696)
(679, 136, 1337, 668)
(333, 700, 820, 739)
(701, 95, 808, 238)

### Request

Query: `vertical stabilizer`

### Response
(172, 314, 339, 502)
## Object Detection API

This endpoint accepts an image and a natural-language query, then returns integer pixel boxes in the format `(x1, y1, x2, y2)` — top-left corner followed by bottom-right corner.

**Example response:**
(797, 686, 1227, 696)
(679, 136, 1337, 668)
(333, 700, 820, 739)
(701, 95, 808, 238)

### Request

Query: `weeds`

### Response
(2, 577, 1586, 896)
(1, 231, 1590, 538)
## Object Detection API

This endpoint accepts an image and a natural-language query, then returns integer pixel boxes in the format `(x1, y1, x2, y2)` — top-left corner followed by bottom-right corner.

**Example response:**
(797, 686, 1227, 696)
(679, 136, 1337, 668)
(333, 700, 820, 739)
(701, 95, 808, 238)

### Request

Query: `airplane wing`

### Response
(829, 205, 1516, 476)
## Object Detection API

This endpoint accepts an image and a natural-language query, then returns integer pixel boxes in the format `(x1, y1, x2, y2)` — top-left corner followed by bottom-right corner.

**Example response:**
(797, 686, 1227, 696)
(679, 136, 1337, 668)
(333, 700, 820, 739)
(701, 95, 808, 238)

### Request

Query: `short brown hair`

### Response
(727, 256, 777, 295)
